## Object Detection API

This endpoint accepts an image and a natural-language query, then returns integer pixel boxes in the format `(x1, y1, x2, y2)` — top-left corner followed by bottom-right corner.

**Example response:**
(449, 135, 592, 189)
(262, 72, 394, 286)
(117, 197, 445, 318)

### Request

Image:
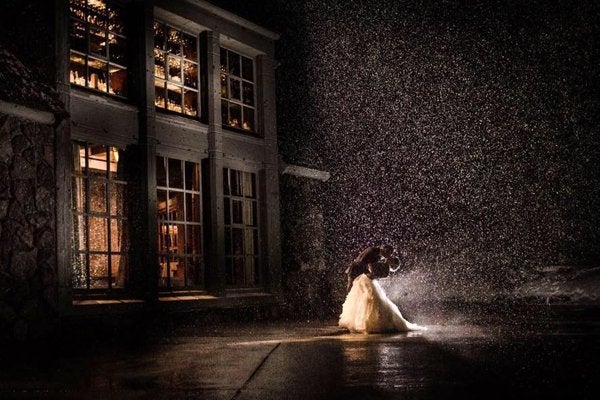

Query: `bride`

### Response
(339, 248, 426, 333)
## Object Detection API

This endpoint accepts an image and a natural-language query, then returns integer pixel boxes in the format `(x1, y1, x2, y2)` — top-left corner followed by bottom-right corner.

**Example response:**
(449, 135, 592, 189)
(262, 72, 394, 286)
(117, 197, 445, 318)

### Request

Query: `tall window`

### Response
(157, 157, 203, 289)
(72, 142, 129, 290)
(153, 22, 199, 117)
(69, 0, 128, 96)
(220, 48, 256, 133)
(223, 168, 260, 287)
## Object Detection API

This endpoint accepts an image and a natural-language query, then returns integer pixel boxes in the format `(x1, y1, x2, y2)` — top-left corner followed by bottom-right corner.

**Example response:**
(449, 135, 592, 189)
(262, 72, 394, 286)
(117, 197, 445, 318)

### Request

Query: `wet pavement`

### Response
(1, 304, 599, 399)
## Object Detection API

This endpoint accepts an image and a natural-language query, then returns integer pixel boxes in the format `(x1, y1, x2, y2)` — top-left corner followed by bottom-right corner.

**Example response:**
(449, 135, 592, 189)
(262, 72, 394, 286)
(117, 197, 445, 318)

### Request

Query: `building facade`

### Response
(54, 0, 282, 314)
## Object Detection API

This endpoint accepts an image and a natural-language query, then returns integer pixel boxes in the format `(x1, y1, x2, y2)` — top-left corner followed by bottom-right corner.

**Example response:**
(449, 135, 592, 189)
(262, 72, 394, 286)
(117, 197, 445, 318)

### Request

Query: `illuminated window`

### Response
(72, 142, 129, 290)
(153, 21, 199, 117)
(69, 0, 128, 96)
(157, 157, 203, 288)
(220, 48, 256, 133)
(223, 168, 260, 287)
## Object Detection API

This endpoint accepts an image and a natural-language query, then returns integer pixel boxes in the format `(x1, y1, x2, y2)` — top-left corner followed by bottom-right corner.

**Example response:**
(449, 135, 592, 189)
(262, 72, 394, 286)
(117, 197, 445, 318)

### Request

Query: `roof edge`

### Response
(183, 0, 280, 40)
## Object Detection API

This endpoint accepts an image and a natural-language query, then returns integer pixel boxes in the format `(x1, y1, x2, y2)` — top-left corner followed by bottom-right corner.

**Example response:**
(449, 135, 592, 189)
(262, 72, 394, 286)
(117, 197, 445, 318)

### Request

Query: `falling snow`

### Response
(214, 0, 600, 305)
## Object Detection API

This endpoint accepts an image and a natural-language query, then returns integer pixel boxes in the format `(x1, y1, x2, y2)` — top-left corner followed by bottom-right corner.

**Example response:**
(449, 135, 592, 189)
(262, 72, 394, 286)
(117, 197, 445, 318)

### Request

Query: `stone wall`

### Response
(0, 113, 57, 342)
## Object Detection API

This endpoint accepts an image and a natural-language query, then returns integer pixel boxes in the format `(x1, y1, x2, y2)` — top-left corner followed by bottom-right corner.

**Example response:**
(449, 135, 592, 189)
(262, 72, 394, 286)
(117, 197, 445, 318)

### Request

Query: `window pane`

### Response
(166, 27, 182, 55)
(110, 218, 128, 253)
(155, 79, 166, 108)
(168, 158, 183, 189)
(89, 179, 107, 213)
(232, 228, 243, 255)
(89, 253, 108, 288)
(154, 49, 166, 79)
(245, 256, 254, 285)
(187, 256, 202, 286)
(109, 182, 126, 217)
(220, 48, 227, 72)
(69, 19, 86, 52)
(253, 230, 259, 255)
(109, 64, 127, 96)
(243, 172, 255, 197)
(89, 216, 108, 251)
(242, 107, 255, 132)
(224, 197, 230, 225)
(232, 199, 243, 224)
(158, 222, 169, 253)
(182, 33, 197, 60)
(252, 202, 258, 227)
(183, 61, 197, 88)
(72, 214, 87, 251)
(88, 144, 108, 177)
(112, 254, 126, 288)
(158, 255, 169, 286)
(109, 34, 126, 65)
(228, 51, 240, 76)
(225, 228, 231, 254)
(157, 189, 168, 220)
(170, 256, 185, 287)
(88, 58, 108, 92)
(230, 170, 242, 196)
(70, 2, 86, 21)
(72, 252, 87, 288)
(242, 56, 253, 81)
(220, 73, 228, 98)
(233, 257, 243, 284)
(228, 103, 241, 129)
(69, 51, 86, 86)
(153, 21, 165, 49)
(242, 81, 254, 106)
(89, 27, 107, 57)
(72, 176, 85, 212)
(156, 157, 167, 186)
(168, 56, 182, 83)
(186, 193, 200, 222)
(183, 90, 198, 116)
(243, 199, 253, 225)
(166, 83, 183, 113)
(88, 0, 107, 17)
(186, 225, 201, 255)
(221, 100, 229, 126)
(244, 228, 254, 254)
(230, 79, 241, 101)
(185, 161, 200, 191)
(223, 168, 230, 195)
(87, 11, 106, 29)
(107, 4, 125, 35)
(168, 191, 184, 221)
(171, 223, 185, 254)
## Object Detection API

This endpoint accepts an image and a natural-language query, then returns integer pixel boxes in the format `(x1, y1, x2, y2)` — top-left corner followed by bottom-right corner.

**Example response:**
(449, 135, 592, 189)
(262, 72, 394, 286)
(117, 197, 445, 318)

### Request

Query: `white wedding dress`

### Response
(339, 274, 425, 333)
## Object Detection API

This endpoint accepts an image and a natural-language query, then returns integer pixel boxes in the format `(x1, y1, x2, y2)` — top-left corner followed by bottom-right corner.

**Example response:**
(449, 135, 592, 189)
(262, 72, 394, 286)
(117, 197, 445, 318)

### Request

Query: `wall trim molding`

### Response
(0, 99, 55, 125)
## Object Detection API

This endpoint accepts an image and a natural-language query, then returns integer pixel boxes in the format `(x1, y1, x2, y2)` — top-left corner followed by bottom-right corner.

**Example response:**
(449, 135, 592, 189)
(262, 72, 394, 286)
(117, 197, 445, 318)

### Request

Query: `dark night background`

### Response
(205, 0, 600, 309)
(0, 0, 598, 315)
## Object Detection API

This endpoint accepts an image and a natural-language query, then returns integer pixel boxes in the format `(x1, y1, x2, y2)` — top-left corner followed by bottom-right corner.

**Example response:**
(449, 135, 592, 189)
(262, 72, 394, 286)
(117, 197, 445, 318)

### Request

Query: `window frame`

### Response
(71, 141, 130, 294)
(156, 155, 205, 291)
(68, 0, 129, 98)
(222, 167, 262, 288)
(153, 20, 202, 119)
(220, 46, 258, 135)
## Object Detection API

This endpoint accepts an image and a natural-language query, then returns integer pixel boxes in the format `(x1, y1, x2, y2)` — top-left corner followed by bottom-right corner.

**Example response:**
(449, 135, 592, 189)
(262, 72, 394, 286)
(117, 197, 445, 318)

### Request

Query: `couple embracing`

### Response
(339, 244, 426, 334)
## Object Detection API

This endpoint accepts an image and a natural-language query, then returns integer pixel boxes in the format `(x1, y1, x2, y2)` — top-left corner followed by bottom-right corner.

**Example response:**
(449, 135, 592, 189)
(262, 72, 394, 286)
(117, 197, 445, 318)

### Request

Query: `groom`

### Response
(345, 244, 394, 292)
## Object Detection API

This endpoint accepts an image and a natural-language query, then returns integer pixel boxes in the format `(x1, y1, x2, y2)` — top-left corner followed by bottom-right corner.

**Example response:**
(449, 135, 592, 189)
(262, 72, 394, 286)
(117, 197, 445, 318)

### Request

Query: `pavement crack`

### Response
(231, 342, 281, 400)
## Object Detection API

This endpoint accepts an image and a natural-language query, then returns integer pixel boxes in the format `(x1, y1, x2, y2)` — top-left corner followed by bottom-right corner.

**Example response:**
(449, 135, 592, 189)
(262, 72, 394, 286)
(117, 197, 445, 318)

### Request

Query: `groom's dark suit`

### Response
(345, 246, 381, 292)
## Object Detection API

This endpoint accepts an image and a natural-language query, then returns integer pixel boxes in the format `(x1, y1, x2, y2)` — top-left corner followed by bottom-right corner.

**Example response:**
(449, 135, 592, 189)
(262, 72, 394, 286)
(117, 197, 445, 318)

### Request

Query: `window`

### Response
(220, 48, 256, 133)
(157, 157, 203, 288)
(72, 142, 129, 290)
(153, 21, 199, 117)
(223, 168, 260, 287)
(69, 0, 128, 96)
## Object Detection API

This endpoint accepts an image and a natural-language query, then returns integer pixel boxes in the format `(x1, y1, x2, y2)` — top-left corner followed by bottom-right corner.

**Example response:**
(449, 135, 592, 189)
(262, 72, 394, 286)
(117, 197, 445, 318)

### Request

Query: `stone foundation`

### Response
(0, 113, 57, 342)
